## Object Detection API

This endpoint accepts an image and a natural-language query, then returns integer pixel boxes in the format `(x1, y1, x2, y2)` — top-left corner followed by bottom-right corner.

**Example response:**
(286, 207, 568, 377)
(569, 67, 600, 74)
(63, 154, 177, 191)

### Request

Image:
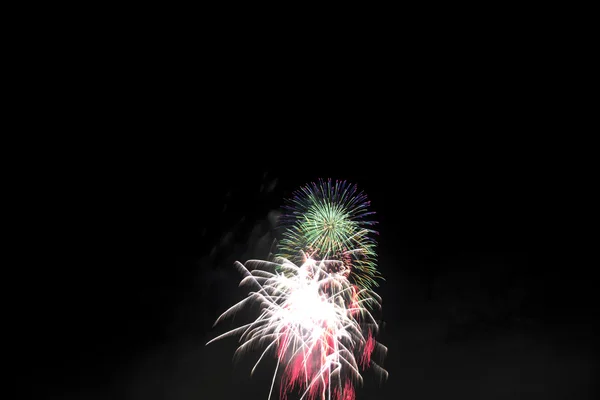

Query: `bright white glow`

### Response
(206, 254, 388, 400)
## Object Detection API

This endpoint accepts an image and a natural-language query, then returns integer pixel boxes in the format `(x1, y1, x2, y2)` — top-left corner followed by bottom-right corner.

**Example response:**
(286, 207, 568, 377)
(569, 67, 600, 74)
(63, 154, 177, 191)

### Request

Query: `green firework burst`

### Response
(277, 179, 382, 289)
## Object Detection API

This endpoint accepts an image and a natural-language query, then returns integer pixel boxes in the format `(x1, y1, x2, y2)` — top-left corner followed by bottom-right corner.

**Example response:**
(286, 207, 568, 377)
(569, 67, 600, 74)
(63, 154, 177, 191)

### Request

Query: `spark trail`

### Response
(207, 256, 387, 400)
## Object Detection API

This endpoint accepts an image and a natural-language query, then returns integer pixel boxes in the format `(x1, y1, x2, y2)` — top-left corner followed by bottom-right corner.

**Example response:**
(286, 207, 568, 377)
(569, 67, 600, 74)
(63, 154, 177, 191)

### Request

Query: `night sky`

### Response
(25, 140, 595, 399)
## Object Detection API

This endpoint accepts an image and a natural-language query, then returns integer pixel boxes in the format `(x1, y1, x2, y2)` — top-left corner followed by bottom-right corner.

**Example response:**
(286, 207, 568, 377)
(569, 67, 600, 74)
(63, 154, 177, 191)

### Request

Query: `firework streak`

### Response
(207, 180, 387, 400)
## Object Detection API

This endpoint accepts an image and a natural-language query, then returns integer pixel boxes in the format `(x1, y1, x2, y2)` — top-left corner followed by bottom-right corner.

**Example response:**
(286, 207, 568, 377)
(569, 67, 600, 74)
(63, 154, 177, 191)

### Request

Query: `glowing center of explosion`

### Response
(285, 281, 335, 332)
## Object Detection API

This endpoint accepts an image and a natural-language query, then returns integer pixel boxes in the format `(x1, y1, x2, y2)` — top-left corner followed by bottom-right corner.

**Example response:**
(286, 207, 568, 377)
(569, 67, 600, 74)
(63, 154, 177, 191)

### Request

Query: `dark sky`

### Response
(18, 12, 595, 398)
(24, 145, 596, 399)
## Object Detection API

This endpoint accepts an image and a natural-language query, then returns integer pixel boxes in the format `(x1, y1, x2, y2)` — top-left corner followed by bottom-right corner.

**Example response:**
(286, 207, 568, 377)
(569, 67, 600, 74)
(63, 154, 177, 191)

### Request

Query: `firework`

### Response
(207, 180, 387, 400)
(207, 255, 387, 400)
(278, 179, 381, 291)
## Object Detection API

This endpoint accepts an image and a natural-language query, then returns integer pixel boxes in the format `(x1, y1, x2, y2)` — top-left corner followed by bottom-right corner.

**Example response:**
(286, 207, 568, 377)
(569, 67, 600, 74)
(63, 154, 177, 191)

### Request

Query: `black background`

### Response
(19, 26, 596, 399)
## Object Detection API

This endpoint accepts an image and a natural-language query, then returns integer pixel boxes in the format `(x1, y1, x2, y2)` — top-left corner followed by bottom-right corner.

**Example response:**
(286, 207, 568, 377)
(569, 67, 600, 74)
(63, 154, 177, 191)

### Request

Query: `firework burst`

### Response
(207, 255, 387, 400)
(278, 179, 381, 291)
(207, 180, 387, 400)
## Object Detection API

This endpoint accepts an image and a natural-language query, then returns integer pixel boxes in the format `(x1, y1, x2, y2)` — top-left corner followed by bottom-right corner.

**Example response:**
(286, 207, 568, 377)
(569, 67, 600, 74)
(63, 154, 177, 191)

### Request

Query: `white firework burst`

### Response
(207, 254, 388, 400)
